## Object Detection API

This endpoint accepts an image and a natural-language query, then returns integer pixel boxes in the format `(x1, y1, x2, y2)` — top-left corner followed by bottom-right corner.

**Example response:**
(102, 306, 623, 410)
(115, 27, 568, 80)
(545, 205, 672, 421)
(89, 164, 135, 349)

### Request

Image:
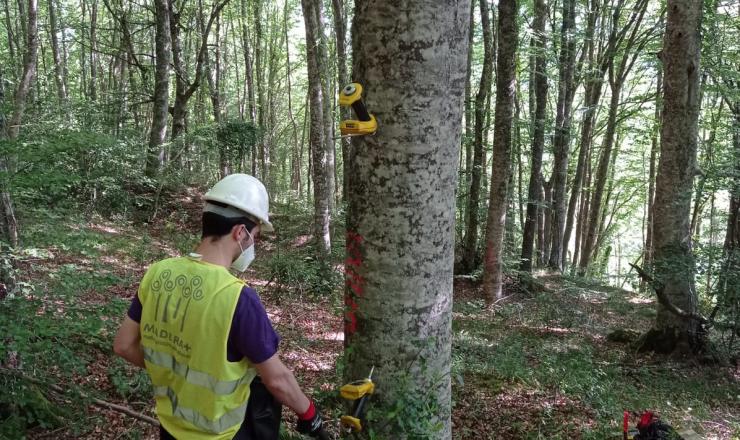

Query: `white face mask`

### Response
(231, 229, 256, 272)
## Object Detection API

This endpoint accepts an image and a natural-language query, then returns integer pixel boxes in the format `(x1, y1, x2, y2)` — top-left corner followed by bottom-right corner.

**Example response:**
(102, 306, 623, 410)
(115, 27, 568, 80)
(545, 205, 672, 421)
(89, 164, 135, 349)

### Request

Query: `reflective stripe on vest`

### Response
(154, 385, 248, 434)
(143, 346, 254, 395)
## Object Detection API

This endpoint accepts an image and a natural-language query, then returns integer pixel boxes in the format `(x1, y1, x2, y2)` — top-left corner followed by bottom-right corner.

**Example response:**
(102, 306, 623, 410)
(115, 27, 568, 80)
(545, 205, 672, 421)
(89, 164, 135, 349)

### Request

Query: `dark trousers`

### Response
(160, 377, 282, 440)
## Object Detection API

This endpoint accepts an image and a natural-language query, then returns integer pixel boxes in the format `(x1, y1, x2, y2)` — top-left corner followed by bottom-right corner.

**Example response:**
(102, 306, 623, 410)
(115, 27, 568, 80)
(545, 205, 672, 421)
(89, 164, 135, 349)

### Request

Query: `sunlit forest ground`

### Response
(1, 188, 737, 439)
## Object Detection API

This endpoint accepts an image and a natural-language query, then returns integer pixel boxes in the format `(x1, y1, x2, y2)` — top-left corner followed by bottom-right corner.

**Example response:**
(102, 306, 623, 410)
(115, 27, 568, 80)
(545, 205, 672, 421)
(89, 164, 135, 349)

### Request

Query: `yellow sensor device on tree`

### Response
(339, 83, 377, 137)
(340, 366, 375, 433)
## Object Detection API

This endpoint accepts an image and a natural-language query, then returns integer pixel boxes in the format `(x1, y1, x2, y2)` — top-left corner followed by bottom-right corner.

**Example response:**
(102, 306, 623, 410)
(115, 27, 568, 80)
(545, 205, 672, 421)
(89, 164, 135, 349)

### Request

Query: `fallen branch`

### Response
(629, 263, 708, 324)
(0, 368, 159, 426)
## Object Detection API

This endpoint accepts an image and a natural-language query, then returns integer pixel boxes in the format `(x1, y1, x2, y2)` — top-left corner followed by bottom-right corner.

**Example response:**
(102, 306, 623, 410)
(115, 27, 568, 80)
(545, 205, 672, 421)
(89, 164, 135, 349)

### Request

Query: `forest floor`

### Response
(1, 189, 738, 440)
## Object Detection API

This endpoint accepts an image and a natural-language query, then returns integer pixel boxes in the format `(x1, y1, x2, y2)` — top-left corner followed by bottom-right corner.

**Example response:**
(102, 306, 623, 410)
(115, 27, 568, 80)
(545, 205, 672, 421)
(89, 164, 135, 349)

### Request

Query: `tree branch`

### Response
(629, 263, 708, 324)
(0, 368, 159, 426)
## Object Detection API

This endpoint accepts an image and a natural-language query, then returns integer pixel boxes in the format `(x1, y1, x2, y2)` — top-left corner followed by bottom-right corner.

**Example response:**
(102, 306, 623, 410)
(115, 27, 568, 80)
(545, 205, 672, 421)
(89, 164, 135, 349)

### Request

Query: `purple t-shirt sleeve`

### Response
(226, 287, 280, 364)
(128, 295, 143, 322)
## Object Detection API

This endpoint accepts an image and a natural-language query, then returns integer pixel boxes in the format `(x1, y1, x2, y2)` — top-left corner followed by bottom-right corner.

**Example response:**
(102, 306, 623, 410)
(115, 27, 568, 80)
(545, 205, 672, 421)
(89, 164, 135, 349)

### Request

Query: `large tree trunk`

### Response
(47, 0, 67, 103)
(301, 0, 330, 255)
(460, 0, 494, 274)
(520, 0, 548, 273)
(145, 0, 171, 178)
(642, 0, 704, 354)
(483, 0, 517, 301)
(547, 0, 577, 270)
(8, 0, 38, 140)
(344, 0, 469, 436)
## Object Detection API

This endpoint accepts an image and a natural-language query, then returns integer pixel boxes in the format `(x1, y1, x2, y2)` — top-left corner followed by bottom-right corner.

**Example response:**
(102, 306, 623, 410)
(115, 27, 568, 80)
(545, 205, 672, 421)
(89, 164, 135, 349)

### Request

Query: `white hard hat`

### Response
(204, 174, 274, 232)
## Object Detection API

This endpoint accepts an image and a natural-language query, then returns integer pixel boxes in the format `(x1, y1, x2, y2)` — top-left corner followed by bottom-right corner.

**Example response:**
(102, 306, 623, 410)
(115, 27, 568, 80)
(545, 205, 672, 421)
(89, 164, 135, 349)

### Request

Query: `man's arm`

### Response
(113, 316, 145, 368)
(254, 353, 310, 414)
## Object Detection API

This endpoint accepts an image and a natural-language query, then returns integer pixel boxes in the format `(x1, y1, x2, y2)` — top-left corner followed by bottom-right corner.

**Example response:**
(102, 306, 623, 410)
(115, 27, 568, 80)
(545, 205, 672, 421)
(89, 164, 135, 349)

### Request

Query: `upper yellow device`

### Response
(339, 83, 377, 137)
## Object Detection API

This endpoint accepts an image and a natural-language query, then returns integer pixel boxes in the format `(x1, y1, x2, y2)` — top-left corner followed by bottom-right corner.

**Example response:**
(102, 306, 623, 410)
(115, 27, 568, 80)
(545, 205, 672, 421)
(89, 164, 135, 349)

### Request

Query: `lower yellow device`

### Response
(340, 366, 375, 432)
(338, 83, 377, 137)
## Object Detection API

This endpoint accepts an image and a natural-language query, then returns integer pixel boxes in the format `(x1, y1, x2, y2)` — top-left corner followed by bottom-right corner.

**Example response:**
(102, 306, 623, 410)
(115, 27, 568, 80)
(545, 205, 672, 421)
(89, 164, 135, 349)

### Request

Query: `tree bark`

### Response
(461, 0, 494, 274)
(145, 0, 171, 178)
(520, 0, 548, 273)
(644, 0, 704, 354)
(345, 0, 469, 436)
(483, 0, 517, 301)
(8, 0, 37, 140)
(301, 0, 330, 255)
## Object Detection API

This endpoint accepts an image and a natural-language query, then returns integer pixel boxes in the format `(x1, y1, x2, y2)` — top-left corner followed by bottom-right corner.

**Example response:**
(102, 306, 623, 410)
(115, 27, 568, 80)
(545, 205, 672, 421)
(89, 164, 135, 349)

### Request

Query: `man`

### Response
(114, 174, 325, 439)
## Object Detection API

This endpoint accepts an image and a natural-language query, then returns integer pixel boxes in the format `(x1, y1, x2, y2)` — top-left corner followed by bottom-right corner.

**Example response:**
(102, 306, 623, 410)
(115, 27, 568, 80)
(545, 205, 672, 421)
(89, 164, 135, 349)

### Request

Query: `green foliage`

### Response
(1, 129, 147, 214)
(217, 120, 259, 163)
(264, 248, 342, 298)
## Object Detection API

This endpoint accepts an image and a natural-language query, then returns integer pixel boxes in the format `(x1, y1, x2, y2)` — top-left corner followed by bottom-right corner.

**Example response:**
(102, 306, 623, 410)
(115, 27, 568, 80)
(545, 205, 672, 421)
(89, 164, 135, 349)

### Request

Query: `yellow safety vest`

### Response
(139, 255, 256, 440)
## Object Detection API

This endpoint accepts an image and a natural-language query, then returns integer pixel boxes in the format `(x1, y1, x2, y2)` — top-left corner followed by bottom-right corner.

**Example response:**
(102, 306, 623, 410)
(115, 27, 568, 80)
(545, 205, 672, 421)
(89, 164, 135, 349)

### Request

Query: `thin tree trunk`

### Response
(562, 0, 599, 269)
(332, 0, 348, 201)
(286, 0, 300, 194)
(520, 0, 548, 273)
(461, 0, 494, 274)
(548, 0, 577, 270)
(301, 0, 330, 254)
(47, 0, 66, 103)
(0, 69, 18, 248)
(578, 0, 650, 272)
(463, 0, 474, 191)
(345, 2, 469, 436)
(4, 0, 16, 66)
(312, 0, 335, 211)
(89, 0, 97, 101)
(8, 0, 37, 140)
(145, 0, 171, 178)
(580, 80, 622, 271)
(254, 0, 267, 182)
(241, 0, 256, 123)
(644, 67, 662, 278)
(483, 0, 517, 301)
(540, 178, 552, 266)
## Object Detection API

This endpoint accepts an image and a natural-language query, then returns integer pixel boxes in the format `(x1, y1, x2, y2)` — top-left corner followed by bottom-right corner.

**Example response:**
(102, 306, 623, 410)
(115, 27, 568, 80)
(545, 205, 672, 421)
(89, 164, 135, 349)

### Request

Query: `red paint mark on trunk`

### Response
(344, 231, 365, 337)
